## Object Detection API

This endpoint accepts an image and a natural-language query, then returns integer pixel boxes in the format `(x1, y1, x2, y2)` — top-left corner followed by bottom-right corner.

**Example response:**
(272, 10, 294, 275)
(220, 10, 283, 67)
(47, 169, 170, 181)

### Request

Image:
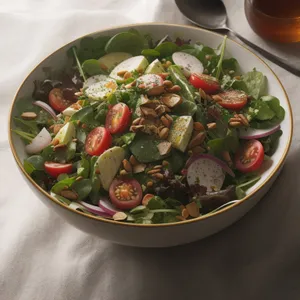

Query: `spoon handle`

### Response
(230, 30, 300, 76)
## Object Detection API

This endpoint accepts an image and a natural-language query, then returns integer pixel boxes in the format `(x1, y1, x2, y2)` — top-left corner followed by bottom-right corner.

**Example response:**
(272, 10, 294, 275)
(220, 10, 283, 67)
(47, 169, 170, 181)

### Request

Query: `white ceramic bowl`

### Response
(9, 23, 293, 247)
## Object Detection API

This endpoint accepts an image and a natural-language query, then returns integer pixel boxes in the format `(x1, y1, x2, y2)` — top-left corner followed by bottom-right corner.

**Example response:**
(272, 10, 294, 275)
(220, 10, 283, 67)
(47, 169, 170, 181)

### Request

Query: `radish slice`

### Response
(33, 101, 57, 119)
(186, 154, 235, 177)
(78, 201, 112, 218)
(172, 52, 204, 77)
(25, 127, 52, 154)
(239, 125, 281, 140)
(187, 157, 226, 192)
(136, 74, 164, 96)
(99, 198, 119, 215)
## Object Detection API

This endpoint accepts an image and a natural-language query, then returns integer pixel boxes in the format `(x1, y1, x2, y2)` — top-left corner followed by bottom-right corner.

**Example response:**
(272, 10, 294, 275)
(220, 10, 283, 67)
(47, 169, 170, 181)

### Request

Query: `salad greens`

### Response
(13, 29, 285, 224)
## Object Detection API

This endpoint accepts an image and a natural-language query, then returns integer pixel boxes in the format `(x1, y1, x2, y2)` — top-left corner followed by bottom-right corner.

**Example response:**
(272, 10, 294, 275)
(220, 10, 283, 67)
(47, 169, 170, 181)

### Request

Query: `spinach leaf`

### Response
(26, 155, 45, 171)
(146, 196, 167, 209)
(82, 59, 105, 76)
(105, 32, 144, 55)
(41, 145, 55, 161)
(141, 49, 160, 57)
(51, 177, 77, 194)
(259, 130, 283, 156)
(77, 156, 90, 178)
(172, 100, 197, 116)
(248, 95, 285, 128)
(155, 42, 178, 57)
(71, 179, 92, 200)
(70, 106, 94, 124)
(242, 69, 267, 99)
(76, 36, 110, 61)
(165, 149, 187, 174)
(207, 129, 239, 155)
(222, 58, 239, 74)
(24, 160, 36, 175)
(130, 133, 169, 163)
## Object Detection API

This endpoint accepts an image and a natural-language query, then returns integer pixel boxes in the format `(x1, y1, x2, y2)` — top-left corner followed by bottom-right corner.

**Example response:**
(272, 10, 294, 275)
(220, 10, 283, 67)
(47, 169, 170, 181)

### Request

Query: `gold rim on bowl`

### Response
(8, 22, 293, 228)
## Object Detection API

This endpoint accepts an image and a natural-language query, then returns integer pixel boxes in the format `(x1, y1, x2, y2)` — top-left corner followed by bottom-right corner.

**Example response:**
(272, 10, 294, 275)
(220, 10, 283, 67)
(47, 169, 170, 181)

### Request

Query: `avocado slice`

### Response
(54, 122, 75, 145)
(145, 59, 165, 74)
(95, 146, 125, 190)
(98, 52, 132, 73)
(168, 116, 193, 152)
(109, 56, 149, 80)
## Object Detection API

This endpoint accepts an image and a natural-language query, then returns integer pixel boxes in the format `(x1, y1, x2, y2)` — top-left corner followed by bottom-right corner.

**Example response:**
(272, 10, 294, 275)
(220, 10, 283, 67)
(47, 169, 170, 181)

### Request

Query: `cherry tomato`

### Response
(105, 103, 131, 134)
(44, 162, 73, 178)
(216, 90, 248, 110)
(49, 88, 73, 112)
(235, 139, 264, 173)
(85, 127, 112, 156)
(142, 194, 155, 206)
(109, 178, 143, 210)
(189, 73, 220, 94)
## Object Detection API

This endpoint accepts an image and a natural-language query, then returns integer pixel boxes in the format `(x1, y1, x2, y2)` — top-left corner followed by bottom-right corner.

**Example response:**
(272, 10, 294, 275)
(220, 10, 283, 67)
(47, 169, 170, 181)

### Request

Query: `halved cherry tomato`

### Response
(235, 139, 264, 173)
(216, 90, 248, 110)
(109, 178, 143, 210)
(105, 103, 131, 134)
(189, 73, 220, 94)
(85, 127, 112, 156)
(44, 162, 73, 178)
(49, 88, 73, 112)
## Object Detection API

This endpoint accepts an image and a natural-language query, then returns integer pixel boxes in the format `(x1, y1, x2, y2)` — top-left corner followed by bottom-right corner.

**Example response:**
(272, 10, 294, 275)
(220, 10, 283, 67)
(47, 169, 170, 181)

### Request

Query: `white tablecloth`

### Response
(1, 1, 300, 299)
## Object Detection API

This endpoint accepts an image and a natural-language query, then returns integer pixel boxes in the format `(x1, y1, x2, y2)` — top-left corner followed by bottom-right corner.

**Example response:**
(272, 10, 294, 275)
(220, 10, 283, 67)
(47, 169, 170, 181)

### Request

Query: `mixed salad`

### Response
(13, 29, 285, 224)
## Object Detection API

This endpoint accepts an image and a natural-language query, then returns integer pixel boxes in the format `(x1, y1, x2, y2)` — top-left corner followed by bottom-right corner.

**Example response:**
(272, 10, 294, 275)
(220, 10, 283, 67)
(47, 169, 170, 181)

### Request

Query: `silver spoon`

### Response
(175, 0, 300, 76)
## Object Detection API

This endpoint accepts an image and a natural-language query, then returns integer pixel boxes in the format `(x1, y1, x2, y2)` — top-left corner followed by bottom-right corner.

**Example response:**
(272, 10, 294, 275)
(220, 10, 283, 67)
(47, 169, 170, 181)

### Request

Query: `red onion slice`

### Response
(78, 201, 112, 218)
(33, 100, 57, 119)
(99, 198, 119, 215)
(186, 153, 235, 177)
(25, 127, 52, 154)
(239, 125, 281, 140)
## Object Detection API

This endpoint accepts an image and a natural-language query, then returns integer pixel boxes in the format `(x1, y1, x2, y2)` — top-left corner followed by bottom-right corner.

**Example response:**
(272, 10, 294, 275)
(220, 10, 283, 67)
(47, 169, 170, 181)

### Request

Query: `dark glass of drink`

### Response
(245, 0, 300, 43)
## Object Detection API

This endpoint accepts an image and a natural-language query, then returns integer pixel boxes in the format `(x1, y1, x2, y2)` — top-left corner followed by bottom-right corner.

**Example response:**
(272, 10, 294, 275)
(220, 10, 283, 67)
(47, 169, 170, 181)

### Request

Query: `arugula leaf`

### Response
(95, 102, 109, 124)
(13, 117, 39, 136)
(215, 35, 227, 79)
(24, 160, 35, 175)
(71, 47, 86, 82)
(121, 133, 136, 145)
(89, 156, 102, 205)
(221, 75, 248, 92)
(242, 69, 267, 99)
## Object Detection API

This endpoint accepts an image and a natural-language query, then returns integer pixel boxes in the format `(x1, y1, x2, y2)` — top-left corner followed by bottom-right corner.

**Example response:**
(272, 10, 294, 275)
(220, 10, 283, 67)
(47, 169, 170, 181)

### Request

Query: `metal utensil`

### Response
(175, 0, 300, 76)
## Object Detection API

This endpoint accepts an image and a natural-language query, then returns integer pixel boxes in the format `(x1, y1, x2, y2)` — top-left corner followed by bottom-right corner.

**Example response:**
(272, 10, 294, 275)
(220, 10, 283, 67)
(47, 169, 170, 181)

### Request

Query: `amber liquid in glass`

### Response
(245, 0, 300, 42)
